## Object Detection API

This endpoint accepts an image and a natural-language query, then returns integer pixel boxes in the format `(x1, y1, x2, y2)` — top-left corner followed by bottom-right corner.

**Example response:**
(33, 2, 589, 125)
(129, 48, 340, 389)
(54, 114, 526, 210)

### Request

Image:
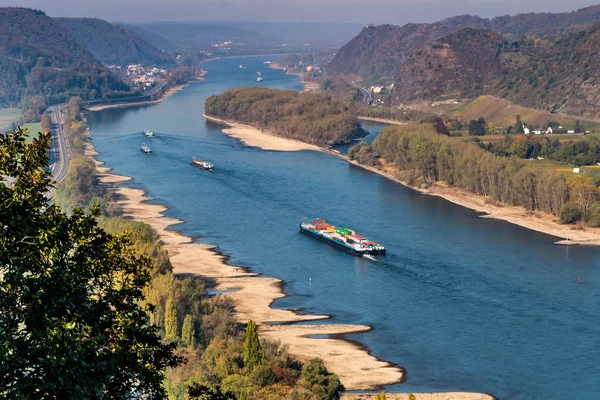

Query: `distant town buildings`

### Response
(107, 64, 169, 90)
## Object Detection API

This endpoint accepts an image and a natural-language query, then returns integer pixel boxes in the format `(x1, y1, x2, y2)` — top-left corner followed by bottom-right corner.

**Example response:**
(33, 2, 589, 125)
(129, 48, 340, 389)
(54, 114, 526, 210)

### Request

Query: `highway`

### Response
(47, 104, 71, 188)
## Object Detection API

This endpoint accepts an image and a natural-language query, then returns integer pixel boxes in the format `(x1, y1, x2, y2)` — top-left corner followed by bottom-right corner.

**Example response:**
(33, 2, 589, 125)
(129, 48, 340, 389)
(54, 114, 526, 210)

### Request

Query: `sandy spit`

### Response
(358, 116, 407, 126)
(85, 142, 404, 390)
(203, 114, 323, 152)
(267, 62, 319, 93)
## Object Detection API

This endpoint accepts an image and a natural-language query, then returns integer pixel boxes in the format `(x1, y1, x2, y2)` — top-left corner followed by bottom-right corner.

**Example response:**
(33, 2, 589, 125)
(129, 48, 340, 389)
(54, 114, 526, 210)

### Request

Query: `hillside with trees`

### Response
(326, 5, 600, 80)
(0, 8, 130, 109)
(56, 18, 175, 67)
(389, 22, 600, 118)
(205, 87, 365, 145)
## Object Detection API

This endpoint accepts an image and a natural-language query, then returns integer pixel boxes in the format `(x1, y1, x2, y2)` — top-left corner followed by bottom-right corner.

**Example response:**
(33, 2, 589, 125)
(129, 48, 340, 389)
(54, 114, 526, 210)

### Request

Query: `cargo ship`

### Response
(191, 159, 214, 170)
(299, 219, 386, 256)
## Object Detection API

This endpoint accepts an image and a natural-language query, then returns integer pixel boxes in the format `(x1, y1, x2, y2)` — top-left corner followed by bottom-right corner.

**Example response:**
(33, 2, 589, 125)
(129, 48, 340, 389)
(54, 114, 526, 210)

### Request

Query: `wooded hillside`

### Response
(326, 5, 600, 80)
(56, 18, 175, 66)
(0, 8, 130, 107)
(205, 87, 365, 145)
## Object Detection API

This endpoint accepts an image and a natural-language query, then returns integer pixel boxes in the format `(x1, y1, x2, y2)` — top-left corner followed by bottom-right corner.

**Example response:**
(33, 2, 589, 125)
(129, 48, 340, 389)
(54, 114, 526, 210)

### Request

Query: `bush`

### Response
(251, 364, 277, 387)
(560, 202, 583, 224)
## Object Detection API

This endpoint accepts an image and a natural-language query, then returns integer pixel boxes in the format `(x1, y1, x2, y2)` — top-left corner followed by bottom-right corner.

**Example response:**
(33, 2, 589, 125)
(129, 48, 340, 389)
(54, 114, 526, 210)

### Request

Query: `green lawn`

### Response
(0, 108, 22, 130)
(21, 123, 43, 143)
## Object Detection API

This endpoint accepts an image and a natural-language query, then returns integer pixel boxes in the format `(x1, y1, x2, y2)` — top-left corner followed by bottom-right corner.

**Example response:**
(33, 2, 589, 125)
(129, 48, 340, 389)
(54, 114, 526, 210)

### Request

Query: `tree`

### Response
(182, 314, 196, 347)
(165, 294, 179, 340)
(574, 120, 583, 133)
(243, 320, 264, 371)
(0, 128, 182, 398)
(515, 114, 525, 134)
(409, 394, 417, 400)
(468, 117, 486, 136)
(300, 358, 344, 399)
(566, 174, 598, 211)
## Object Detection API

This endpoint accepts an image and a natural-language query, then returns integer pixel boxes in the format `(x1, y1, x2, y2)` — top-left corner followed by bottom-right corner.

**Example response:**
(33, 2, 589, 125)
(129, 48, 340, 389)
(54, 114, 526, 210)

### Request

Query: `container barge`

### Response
(299, 219, 386, 256)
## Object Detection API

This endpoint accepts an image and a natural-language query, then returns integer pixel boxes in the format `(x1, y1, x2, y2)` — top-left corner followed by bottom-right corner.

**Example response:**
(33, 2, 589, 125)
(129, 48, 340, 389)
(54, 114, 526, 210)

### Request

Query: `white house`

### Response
(523, 124, 530, 134)
(546, 127, 553, 134)
(573, 168, 580, 173)
(533, 129, 542, 135)
(568, 130, 575, 134)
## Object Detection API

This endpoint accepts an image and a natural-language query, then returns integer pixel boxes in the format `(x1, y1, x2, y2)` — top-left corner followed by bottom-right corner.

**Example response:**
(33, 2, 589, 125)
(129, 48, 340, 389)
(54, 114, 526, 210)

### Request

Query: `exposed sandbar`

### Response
(203, 114, 323, 152)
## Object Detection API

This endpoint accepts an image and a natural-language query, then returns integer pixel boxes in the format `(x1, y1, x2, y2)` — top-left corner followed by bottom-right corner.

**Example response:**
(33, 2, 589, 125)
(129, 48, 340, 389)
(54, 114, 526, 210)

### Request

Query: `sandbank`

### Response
(358, 116, 407, 126)
(268, 62, 319, 92)
(203, 114, 323, 152)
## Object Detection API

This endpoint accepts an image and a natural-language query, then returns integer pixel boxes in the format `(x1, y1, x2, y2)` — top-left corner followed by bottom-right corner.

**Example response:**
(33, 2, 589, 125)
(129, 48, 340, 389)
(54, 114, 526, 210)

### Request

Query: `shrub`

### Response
(560, 202, 583, 224)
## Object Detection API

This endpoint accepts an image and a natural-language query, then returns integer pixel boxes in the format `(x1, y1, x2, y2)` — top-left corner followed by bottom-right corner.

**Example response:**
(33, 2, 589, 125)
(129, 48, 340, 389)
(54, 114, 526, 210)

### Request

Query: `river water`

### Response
(87, 56, 600, 400)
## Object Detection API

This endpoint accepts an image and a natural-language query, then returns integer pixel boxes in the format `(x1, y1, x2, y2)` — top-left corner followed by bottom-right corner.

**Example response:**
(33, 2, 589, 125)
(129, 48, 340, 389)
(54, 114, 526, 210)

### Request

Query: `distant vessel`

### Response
(239, 64, 244, 69)
(191, 159, 214, 171)
(256, 77, 263, 82)
(257, 71, 262, 76)
(144, 129, 154, 137)
(141, 143, 152, 154)
(299, 219, 386, 256)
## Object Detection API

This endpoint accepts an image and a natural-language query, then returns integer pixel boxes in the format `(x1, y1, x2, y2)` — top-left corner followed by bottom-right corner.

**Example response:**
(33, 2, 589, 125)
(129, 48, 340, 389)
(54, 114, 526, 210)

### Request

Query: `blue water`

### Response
(87, 56, 600, 400)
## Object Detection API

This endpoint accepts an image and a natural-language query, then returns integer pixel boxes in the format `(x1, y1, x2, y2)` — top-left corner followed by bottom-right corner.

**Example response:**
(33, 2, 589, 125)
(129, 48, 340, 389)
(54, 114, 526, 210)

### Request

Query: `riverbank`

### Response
(86, 83, 191, 111)
(342, 394, 495, 400)
(350, 159, 600, 246)
(358, 116, 407, 126)
(268, 62, 319, 92)
(206, 116, 600, 246)
(84, 142, 405, 391)
(203, 114, 323, 152)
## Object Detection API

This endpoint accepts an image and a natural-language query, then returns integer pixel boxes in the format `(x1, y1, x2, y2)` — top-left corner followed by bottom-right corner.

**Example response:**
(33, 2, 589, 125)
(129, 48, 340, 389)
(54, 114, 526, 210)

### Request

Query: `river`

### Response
(87, 56, 600, 400)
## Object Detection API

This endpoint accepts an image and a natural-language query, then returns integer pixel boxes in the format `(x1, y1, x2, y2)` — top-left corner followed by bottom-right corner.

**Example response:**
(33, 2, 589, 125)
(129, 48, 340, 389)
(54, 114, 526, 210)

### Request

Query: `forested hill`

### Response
(205, 87, 364, 145)
(327, 5, 600, 79)
(390, 23, 600, 118)
(0, 8, 129, 108)
(391, 28, 510, 104)
(56, 18, 175, 66)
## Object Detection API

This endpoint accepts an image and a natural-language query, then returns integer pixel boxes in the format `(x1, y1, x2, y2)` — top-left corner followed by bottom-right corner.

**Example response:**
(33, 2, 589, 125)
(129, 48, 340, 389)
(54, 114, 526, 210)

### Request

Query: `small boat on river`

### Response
(144, 129, 154, 137)
(141, 143, 152, 154)
(191, 159, 214, 171)
(256, 77, 262, 82)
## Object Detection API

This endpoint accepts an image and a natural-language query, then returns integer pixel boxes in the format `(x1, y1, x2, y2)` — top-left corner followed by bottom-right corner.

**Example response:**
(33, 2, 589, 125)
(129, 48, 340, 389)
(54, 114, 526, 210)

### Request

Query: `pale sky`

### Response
(4, 0, 600, 23)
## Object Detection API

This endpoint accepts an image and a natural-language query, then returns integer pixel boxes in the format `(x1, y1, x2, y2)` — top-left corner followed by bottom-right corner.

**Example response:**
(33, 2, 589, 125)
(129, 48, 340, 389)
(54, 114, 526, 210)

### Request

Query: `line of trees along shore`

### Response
(205, 87, 365, 146)
(350, 123, 600, 226)
(42, 97, 343, 399)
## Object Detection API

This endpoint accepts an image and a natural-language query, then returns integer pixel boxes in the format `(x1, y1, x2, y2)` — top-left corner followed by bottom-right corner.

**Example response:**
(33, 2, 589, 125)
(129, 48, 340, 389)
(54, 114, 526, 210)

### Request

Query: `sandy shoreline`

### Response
(342, 394, 495, 400)
(203, 114, 323, 152)
(84, 143, 405, 390)
(86, 83, 191, 111)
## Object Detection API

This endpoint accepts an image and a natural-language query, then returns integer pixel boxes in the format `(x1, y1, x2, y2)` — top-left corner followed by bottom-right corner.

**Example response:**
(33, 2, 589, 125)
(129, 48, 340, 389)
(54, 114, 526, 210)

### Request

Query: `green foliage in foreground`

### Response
(244, 320, 264, 371)
(0, 128, 182, 398)
(205, 87, 363, 145)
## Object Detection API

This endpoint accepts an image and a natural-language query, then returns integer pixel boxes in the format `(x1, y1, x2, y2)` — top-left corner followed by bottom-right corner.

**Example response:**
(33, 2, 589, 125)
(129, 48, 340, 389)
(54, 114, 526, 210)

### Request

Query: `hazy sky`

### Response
(4, 0, 600, 24)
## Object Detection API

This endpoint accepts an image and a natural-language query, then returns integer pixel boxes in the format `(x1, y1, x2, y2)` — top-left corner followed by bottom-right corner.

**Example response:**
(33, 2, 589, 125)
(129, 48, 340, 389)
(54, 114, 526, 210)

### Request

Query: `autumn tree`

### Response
(375, 391, 387, 400)
(566, 174, 598, 211)
(0, 127, 182, 398)
(165, 294, 179, 340)
(182, 314, 196, 347)
(244, 320, 264, 371)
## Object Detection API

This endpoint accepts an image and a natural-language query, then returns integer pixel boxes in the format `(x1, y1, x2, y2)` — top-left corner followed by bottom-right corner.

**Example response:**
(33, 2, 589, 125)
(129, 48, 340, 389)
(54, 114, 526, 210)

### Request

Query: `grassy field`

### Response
(0, 108, 22, 130)
(21, 123, 43, 143)
(450, 95, 600, 131)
